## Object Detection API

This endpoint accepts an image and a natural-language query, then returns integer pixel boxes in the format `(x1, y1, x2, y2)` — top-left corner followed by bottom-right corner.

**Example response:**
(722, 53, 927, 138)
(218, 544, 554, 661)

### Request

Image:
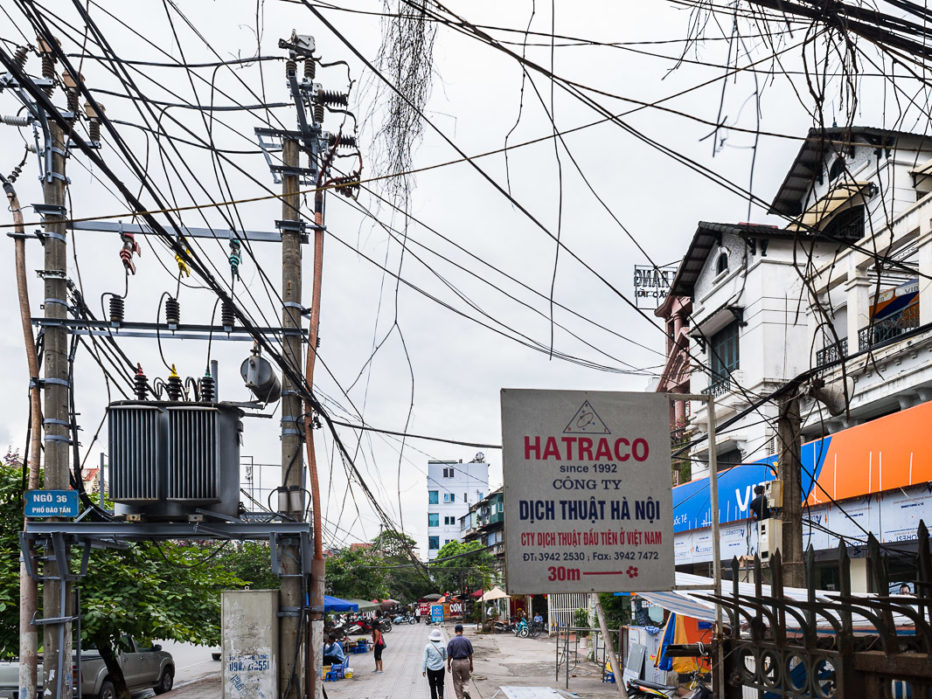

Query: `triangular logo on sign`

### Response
(563, 400, 610, 434)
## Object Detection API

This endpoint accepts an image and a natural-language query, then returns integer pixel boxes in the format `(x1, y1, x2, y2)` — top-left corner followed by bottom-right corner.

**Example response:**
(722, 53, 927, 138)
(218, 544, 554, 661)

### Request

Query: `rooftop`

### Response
(668, 221, 782, 298)
(769, 126, 926, 216)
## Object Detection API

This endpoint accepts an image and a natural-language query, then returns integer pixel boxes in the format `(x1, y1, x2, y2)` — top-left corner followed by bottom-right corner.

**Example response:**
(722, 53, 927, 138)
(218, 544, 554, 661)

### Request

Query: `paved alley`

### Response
(323, 622, 460, 699)
(159, 623, 623, 698)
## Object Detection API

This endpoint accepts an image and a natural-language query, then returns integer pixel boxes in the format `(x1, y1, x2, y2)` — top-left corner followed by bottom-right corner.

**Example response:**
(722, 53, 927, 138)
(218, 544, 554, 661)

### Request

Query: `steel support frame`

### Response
(31, 317, 308, 343)
(24, 519, 312, 541)
(20, 520, 311, 699)
(67, 220, 305, 244)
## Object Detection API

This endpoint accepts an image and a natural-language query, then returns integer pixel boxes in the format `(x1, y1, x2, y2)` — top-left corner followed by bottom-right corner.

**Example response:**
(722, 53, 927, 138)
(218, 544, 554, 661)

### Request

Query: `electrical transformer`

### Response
(108, 400, 243, 520)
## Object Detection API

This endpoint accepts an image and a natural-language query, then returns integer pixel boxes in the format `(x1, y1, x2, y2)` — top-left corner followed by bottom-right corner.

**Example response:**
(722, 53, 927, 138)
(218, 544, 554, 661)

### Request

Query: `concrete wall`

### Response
(222, 589, 279, 699)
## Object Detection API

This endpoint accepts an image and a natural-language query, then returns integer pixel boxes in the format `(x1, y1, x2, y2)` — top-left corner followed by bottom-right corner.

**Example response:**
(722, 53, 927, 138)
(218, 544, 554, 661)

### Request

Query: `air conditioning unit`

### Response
(108, 401, 243, 520)
(758, 517, 782, 563)
(765, 479, 783, 509)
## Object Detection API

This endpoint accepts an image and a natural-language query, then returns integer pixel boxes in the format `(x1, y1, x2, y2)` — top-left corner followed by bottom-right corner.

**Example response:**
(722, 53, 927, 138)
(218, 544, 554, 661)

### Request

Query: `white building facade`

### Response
(663, 127, 932, 592)
(426, 455, 489, 561)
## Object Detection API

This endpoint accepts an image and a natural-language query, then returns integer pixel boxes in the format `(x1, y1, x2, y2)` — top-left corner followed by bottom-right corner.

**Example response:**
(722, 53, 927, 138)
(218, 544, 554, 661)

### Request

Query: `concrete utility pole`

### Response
(42, 114, 72, 697)
(7, 173, 40, 699)
(280, 125, 305, 695)
(305, 152, 326, 699)
(778, 393, 805, 587)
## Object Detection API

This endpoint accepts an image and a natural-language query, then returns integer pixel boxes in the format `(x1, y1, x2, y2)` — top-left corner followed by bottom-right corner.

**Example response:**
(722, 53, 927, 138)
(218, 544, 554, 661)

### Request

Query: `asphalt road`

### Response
(132, 641, 220, 697)
(156, 641, 220, 687)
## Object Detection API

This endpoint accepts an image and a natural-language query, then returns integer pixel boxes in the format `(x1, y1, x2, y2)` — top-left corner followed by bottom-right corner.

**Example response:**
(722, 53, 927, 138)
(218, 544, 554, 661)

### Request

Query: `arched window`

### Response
(828, 156, 845, 182)
(715, 251, 729, 275)
(822, 205, 864, 241)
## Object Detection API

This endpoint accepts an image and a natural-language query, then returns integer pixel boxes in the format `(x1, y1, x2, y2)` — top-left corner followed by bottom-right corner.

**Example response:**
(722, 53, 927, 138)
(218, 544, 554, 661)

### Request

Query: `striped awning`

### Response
(787, 181, 872, 232)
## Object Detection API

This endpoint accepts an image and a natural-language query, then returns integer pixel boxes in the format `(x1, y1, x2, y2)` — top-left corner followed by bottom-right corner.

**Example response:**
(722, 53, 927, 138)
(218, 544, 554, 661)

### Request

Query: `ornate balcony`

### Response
(858, 306, 919, 351)
(704, 375, 731, 397)
(815, 338, 848, 367)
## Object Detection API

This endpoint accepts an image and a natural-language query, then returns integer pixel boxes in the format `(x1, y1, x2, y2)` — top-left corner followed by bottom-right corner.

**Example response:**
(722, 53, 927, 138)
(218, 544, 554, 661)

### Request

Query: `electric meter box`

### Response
(765, 479, 784, 508)
(758, 517, 783, 563)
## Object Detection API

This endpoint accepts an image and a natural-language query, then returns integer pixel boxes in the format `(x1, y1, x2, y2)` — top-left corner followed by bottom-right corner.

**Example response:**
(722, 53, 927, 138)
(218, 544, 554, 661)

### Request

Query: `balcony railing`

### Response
(704, 375, 731, 397)
(858, 306, 919, 351)
(815, 338, 848, 367)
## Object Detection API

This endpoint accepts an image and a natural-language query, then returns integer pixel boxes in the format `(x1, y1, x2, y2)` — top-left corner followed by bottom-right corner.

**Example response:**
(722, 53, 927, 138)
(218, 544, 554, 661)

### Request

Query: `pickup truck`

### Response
(0, 637, 174, 699)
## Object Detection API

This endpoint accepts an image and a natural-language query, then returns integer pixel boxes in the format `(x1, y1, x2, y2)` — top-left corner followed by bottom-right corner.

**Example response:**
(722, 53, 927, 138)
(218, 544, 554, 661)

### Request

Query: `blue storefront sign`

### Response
(673, 438, 831, 533)
(430, 604, 443, 624)
(24, 490, 79, 518)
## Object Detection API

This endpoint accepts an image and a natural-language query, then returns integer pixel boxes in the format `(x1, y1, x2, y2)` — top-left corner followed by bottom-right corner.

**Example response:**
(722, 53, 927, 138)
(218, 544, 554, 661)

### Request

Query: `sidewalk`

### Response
(159, 674, 220, 698)
(470, 629, 621, 699)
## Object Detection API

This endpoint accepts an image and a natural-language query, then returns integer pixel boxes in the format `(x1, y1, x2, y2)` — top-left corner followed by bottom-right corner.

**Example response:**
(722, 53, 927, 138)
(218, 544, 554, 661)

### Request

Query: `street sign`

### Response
(501, 389, 674, 594)
(24, 489, 79, 518)
(633, 264, 676, 308)
(430, 604, 444, 623)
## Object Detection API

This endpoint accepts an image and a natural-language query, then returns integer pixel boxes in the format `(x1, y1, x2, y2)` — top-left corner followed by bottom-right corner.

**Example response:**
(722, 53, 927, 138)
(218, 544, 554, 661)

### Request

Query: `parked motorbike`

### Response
(493, 620, 515, 634)
(626, 678, 679, 697)
(514, 617, 529, 638)
(335, 615, 392, 635)
(626, 674, 712, 698)
(392, 614, 416, 625)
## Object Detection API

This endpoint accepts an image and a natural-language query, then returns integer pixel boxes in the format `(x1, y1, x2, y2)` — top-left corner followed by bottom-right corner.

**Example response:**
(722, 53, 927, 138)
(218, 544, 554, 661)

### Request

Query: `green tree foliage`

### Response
(322, 531, 436, 604)
(429, 540, 497, 595)
(216, 542, 280, 590)
(0, 455, 22, 658)
(597, 592, 631, 630)
(573, 607, 590, 636)
(371, 529, 417, 559)
(0, 458, 268, 697)
(82, 541, 244, 698)
(325, 545, 389, 601)
(371, 530, 433, 602)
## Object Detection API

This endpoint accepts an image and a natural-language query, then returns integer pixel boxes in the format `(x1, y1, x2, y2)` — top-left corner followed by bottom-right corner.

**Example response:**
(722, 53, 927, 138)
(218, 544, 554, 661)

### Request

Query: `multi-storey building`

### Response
(459, 487, 505, 561)
(661, 126, 932, 591)
(426, 454, 489, 561)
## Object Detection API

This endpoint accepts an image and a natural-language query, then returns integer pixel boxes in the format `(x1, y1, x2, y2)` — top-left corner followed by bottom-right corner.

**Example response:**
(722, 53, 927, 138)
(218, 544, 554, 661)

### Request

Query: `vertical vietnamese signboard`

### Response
(430, 604, 444, 624)
(501, 389, 674, 594)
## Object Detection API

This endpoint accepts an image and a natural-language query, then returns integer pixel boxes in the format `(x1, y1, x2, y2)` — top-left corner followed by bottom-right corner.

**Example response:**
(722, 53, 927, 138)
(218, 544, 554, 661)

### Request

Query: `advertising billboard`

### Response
(501, 389, 674, 594)
(672, 400, 932, 534)
(633, 264, 677, 309)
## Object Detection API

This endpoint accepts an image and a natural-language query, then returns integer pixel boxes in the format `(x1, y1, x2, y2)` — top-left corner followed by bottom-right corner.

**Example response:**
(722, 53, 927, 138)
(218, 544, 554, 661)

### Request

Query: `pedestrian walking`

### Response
(422, 628, 448, 699)
(415, 606, 422, 623)
(372, 625, 386, 673)
(446, 623, 473, 699)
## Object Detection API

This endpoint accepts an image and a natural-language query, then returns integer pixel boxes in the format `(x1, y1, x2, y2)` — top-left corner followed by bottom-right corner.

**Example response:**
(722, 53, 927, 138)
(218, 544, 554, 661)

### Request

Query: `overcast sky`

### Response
(0, 1, 923, 555)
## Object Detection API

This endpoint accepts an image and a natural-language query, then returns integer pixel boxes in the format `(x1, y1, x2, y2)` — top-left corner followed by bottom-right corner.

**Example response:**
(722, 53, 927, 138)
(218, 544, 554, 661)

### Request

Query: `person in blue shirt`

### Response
(322, 635, 345, 666)
(446, 624, 474, 699)
(422, 628, 448, 699)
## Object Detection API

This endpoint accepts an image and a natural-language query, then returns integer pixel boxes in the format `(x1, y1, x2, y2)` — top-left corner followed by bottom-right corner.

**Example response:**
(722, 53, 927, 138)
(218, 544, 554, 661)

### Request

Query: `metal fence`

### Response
(702, 522, 932, 698)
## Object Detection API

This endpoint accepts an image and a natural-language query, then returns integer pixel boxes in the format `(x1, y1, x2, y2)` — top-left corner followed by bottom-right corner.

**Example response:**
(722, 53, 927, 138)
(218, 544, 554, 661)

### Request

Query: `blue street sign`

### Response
(24, 490, 79, 518)
(430, 604, 443, 624)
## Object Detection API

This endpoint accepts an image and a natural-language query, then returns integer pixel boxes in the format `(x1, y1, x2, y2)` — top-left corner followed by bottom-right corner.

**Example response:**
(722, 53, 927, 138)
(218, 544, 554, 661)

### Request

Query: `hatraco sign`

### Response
(501, 390, 674, 594)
